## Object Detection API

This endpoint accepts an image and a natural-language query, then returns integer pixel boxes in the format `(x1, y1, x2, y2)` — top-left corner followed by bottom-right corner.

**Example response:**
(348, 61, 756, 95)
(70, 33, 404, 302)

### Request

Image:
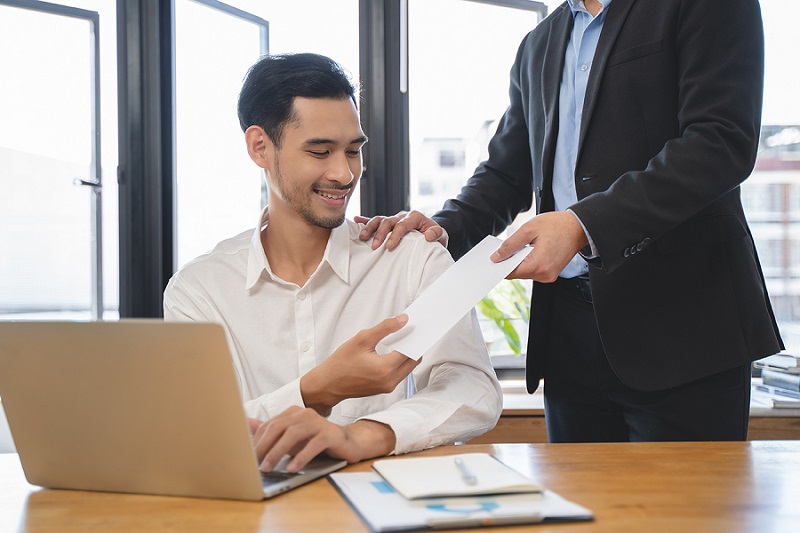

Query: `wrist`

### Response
(345, 420, 396, 461)
(299, 370, 337, 416)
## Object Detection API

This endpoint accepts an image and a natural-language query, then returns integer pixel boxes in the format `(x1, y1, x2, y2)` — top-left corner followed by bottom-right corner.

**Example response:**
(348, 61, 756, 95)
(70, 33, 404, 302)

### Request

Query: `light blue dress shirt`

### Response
(553, 0, 612, 278)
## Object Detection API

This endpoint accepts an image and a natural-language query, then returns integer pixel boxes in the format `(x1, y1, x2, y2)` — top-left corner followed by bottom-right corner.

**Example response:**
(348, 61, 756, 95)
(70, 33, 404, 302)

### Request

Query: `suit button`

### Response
(624, 248, 630, 258)
(636, 242, 643, 252)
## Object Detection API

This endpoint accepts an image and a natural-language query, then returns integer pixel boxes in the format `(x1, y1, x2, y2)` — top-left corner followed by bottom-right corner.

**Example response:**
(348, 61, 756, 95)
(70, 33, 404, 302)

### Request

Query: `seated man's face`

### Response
(267, 96, 367, 230)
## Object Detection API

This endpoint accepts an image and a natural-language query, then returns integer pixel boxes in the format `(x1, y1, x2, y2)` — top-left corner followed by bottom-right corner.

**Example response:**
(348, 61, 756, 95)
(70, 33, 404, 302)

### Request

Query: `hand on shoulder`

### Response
(355, 210, 448, 251)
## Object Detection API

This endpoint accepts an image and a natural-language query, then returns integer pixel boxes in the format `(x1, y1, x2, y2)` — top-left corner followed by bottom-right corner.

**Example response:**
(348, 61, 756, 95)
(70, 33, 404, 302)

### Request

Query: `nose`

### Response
(324, 151, 360, 186)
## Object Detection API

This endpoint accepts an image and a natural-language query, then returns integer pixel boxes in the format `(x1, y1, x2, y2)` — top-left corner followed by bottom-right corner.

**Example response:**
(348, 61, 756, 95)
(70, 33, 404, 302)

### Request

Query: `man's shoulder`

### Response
(175, 227, 253, 276)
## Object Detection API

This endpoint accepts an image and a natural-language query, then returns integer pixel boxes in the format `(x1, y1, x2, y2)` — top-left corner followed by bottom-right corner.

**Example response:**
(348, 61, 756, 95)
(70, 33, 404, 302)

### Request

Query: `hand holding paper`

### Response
(377, 235, 529, 360)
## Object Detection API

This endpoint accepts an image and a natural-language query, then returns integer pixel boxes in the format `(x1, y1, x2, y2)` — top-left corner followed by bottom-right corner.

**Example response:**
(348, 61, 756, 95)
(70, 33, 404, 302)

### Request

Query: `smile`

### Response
(315, 190, 348, 200)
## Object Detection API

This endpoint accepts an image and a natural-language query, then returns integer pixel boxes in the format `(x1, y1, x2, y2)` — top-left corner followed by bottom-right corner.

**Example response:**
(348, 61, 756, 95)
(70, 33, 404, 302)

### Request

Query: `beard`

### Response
(271, 156, 352, 229)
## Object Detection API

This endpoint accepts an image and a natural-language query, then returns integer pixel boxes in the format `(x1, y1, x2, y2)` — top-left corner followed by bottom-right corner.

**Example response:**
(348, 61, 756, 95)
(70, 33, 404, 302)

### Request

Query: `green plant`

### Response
(476, 279, 530, 355)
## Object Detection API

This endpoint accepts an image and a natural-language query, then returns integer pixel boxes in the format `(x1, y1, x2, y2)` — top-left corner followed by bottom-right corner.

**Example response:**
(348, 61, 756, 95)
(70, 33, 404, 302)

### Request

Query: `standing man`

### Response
(165, 53, 501, 472)
(360, 0, 783, 442)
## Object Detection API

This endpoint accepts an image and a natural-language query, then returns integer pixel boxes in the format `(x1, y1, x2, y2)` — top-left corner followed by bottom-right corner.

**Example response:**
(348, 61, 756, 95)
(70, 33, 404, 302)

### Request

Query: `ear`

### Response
(245, 125, 275, 170)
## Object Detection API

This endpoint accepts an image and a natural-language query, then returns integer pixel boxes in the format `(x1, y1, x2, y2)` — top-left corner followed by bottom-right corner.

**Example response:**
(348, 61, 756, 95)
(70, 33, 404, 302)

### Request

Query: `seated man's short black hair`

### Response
(237, 53, 358, 147)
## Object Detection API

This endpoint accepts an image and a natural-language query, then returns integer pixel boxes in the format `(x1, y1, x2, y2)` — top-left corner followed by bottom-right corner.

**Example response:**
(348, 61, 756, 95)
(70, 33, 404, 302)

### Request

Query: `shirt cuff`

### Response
(242, 377, 305, 421)
(359, 400, 462, 455)
(567, 208, 598, 259)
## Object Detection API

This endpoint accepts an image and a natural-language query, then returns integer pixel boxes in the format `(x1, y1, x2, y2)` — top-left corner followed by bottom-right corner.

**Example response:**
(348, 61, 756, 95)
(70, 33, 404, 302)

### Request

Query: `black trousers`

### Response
(542, 276, 752, 443)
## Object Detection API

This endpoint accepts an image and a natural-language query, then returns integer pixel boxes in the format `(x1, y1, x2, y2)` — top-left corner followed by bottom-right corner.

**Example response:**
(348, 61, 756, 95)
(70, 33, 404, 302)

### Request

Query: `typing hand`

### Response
(355, 210, 448, 251)
(491, 211, 588, 282)
(300, 315, 421, 414)
(252, 407, 395, 473)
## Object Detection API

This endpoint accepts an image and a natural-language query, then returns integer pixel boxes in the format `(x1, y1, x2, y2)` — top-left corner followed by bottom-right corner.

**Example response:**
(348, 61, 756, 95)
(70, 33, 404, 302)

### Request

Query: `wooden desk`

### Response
(2, 441, 799, 532)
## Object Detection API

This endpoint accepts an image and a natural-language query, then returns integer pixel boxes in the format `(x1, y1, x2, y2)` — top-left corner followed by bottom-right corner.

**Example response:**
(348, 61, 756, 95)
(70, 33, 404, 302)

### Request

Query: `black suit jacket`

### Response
(433, 0, 783, 392)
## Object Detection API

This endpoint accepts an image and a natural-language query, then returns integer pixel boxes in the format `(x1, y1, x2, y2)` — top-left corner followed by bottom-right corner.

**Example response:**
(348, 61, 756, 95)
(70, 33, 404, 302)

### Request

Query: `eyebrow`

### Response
(304, 136, 369, 146)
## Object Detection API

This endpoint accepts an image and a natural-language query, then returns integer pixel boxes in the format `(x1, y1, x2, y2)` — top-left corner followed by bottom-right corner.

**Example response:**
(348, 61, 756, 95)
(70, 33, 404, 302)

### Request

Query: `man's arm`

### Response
(252, 407, 396, 473)
(349, 240, 503, 454)
(253, 240, 502, 469)
(166, 273, 420, 420)
(299, 315, 421, 415)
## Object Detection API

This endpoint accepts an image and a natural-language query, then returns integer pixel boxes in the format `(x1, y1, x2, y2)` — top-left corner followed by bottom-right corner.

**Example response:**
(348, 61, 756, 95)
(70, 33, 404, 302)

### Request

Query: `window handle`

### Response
(73, 178, 101, 190)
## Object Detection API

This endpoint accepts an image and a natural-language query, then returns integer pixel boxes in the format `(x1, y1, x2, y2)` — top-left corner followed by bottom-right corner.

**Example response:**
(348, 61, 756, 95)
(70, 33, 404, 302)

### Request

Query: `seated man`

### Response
(164, 53, 501, 474)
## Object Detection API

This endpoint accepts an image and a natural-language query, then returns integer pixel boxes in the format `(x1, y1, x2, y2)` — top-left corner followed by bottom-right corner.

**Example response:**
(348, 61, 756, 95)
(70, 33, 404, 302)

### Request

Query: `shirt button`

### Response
(297, 292, 306, 300)
(300, 342, 310, 352)
(580, 63, 589, 72)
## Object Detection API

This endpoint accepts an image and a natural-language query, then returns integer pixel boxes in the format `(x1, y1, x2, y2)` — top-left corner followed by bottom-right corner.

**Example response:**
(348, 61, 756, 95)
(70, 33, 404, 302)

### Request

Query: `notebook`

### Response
(371, 453, 543, 499)
(0, 320, 346, 501)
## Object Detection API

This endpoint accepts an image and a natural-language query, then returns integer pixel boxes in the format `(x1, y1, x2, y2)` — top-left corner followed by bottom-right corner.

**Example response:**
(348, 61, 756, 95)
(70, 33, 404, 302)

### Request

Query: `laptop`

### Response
(0, 320, 346, 500)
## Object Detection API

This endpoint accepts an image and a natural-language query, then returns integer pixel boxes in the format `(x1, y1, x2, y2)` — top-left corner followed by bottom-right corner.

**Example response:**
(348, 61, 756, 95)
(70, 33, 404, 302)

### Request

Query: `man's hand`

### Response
(355, 211, 447, 251)
(300, 315, 421, 414)
(252, 407, 395, 473)
(491, 211, 589, 282)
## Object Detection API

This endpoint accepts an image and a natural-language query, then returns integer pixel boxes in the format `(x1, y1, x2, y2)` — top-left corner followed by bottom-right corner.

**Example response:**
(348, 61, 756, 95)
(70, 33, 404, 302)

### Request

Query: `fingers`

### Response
(356, 314, 409, 348)
(356, 211, 443, 251)
(357, 212, 404, 248)
(384, 211, 441, 251)
(247, 417, 263, 436)
(491, 228, 535, 263)
(424, 226, 448, 247)
(254, 407, 347, 473)
(371, 215, 405, 250)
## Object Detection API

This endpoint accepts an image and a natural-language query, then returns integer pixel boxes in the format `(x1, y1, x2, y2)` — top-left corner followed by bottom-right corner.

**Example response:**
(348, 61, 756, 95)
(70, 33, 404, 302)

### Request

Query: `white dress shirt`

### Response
(164, 208, 502, 454)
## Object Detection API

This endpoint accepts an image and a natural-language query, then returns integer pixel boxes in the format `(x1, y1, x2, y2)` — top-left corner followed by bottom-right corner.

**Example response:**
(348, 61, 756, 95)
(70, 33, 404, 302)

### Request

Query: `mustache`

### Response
(312, 182, 354, 191)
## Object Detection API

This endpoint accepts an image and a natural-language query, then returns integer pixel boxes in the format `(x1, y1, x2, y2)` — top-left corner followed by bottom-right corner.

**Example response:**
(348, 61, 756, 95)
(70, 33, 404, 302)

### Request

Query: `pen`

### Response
(454, 457, 477, 485)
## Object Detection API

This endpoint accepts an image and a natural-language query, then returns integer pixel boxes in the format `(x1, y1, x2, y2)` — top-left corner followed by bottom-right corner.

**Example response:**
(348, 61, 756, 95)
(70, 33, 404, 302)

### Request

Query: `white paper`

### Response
(329, 471, 593, 532)
(371, 453, 542, 500)
(377, 235, 529, 360)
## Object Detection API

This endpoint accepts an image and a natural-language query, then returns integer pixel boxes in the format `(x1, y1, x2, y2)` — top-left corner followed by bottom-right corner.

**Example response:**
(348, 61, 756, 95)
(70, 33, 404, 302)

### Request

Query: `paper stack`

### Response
(329, 453, 593, 532)
(752, 353, 800, 409)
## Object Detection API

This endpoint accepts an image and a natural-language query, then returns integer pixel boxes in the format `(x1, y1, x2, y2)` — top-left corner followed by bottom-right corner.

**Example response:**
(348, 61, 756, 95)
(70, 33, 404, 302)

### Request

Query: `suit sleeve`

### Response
(433, 32, 537, 260)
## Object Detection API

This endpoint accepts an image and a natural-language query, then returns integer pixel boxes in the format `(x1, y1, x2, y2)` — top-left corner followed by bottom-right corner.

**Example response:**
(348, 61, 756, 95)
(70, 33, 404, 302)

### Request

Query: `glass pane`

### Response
(0, 6, 96, 320)
(175, 1, 265, 268)
(175, 0, 360, 268)
(748, 0, 800, 352)
(408, 0, 541, 219)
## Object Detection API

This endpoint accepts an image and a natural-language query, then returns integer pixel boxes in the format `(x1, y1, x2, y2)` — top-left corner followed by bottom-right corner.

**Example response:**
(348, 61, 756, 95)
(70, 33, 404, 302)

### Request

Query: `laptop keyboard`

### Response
(261, 470, 300, 484)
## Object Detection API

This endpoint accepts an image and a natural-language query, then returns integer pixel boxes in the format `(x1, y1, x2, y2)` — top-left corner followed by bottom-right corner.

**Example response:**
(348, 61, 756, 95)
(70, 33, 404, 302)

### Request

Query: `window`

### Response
(174, 1, 267, 268)
(0, 0, 119, 321)
(408, 0, 544, 217)
(746, 2, 800, 349)
(174, 0, 360, 268)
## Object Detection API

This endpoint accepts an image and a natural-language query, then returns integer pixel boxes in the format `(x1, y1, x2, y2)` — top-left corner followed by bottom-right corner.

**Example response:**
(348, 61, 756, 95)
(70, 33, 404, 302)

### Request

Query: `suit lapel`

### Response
(577, 0, 636, 154)
(541, 5, 573, 195)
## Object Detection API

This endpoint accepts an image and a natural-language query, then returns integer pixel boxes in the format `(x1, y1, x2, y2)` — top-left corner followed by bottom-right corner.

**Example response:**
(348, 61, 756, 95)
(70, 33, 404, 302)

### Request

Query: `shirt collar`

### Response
(245, 206, 351, 290)
(566, 0, 611, 15)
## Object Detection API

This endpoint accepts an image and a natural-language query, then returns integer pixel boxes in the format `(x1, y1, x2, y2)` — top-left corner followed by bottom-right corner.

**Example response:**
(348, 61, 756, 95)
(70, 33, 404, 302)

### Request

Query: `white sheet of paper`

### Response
(377, 235, 529, 360)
